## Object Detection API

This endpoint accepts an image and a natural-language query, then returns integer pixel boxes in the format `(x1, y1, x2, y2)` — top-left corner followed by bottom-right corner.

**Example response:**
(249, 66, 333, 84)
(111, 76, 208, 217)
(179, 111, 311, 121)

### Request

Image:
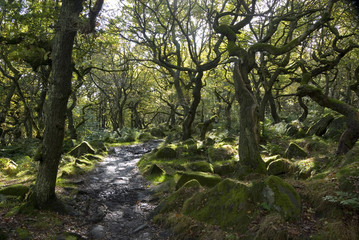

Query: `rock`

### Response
(89, 225, 105, 239)
(267, 159, 292, 175)
(208, 144, 236, 161)
(68, 141, 95, 158)
(138, 132, 153, 142)
(182, 178, 253, 233)
(0, 184, 29, 199)
(154, 179, 203, 214)
(213, 161, 237, 176)
(306, 114, 334, 136)
(156, 146, 177, 159)
(186, 161, 214, 173)
(145, 164, 165, 176)
(293, 158, 316, 179)
(176, 171, 221, 189)
(324, 116, 346, 141)
(284, 143, 307, 159)
(89, 140, 108, 153)
(204, 137, 215, 146)
(150, 128, 166, 138)
(262, 176, 301, 219)
(286, 125, 299, 137)
(263, 155, 281, 167)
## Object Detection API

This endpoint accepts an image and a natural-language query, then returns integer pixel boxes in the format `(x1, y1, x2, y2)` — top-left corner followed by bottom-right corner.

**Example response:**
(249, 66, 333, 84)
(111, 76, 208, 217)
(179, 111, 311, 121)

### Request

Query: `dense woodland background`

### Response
(1, 0, 359, 239)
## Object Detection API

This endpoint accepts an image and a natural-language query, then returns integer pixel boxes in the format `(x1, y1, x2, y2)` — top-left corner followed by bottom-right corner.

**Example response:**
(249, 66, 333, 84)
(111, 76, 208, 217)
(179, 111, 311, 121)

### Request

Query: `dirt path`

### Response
(70, 140, 171, 240)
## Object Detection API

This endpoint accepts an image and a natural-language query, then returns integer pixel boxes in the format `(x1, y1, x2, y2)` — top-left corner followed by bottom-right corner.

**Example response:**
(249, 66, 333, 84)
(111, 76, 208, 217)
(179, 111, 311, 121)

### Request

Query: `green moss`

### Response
(176, 171, 221, 189)
(156, 145, 177, 159)
(0, 184, 29, 199)
(263, 176, 301, 219)
(284, 143, 307, 159)
(15, 227, 30, 239)
(267, 159, 292, 175)
(156, 179, 203, 214)
(182, 178, 253, 233)
(212, 160, 237, 176)
(208, 144, 236, 161)
(185, 161, 214, 173)
(337, 162, 359, 193)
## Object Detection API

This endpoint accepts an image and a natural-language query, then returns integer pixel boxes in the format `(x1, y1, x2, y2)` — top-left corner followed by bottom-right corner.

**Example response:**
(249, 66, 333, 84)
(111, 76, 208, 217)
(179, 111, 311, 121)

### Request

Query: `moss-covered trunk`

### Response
(233, 59, 266, 174)
(34, 0, 83, 208)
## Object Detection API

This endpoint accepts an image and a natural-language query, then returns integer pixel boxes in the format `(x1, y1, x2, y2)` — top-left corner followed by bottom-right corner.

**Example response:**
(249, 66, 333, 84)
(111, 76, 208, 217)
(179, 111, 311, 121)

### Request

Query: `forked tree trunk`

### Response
(233, 59, 266, 174)
(34, 0, 83, 209)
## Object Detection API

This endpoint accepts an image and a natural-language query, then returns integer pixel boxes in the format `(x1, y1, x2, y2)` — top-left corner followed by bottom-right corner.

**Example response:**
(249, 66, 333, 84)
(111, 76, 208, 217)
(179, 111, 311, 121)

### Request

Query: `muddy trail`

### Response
(68, 140, 171, 240)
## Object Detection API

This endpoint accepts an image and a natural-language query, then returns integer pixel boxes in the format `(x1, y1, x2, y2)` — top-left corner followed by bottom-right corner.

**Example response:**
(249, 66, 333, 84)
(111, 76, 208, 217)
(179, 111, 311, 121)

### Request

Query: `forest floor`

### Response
(0, 140, 172, 239)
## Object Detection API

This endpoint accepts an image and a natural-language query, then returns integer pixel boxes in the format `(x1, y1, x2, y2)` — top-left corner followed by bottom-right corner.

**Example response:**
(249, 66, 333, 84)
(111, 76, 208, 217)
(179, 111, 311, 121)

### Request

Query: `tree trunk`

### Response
(0, 81, 16, 145)
(182, 72, 203, 140)
(34, 0, 83, 209)
(233, 59, 266, 174)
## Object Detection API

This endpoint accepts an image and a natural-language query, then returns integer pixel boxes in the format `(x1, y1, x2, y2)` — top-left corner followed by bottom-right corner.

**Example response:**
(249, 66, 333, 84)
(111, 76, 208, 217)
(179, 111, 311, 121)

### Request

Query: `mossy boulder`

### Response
(208, 144, 236, 161)
(0, 184, 30, 199)
(138, 132, 154, 142)
(286, 125, 299, 137)
(262, 176, 301, 219)
(68, 141, 95, 158)
(186, 161, 214, 173)
(150, 127, 166, 138)
(284, 143, 307, 159)
(145, 164, 165, 176)
(155, 179, 203, 214)
(336, 162, 359, 193)
(213, 161, 237, 176)
(263, 155, 281, 167)
(267, 159, 292, 175)
(293, 158, 316, 179)
(176, 171, 221, 189)
(306, 114, 334, 136)
(182, 138, 197, 146)
(324, 116, 346, 141)
(182, 178, 253, 233)
(156, 146, 177, 159)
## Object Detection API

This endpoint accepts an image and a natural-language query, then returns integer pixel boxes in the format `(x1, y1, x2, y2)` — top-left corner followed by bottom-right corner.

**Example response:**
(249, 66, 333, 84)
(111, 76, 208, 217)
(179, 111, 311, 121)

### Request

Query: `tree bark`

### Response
(182, 72, 203, 140)
(34, 0, 83, 209)
(233, 59, 266, 174)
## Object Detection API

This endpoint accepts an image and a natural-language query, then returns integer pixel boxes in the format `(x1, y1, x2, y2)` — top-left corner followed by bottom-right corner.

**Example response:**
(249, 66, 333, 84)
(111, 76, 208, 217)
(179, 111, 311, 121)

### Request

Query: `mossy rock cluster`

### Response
(89, 140, 108, 153)
(153, 176, 301, 236)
